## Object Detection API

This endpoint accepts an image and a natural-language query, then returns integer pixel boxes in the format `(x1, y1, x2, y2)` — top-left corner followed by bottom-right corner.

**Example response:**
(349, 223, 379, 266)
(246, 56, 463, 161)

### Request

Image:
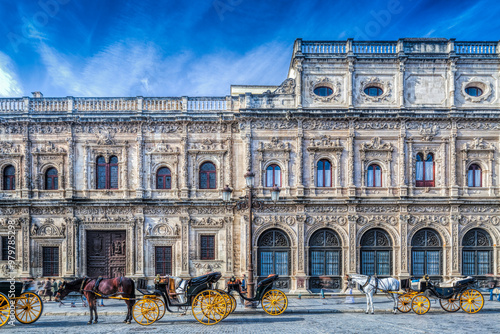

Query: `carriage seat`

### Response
(453, 277, 474, 287)
(189, 272, 222, 286)
(257, 274, 279, 288)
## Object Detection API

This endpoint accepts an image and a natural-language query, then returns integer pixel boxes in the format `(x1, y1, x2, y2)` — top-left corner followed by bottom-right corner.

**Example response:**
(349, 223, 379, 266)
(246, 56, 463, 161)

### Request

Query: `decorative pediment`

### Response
(189, 139, 225, 151)
(462, 138, 495, 152)
(189, 217, 227, 228)
(95, 131, 116, 145)
(419, 124, 439, 141)
(0, 142, 21, 155)
(32, 141, 66, 154)
(360, 137, 393, 151)
(146, 141, 180, 154)
(274, 78, 296, 95)
(307, 135, 343, 152)
(259, 137, 291, 151)
(146, 218, 180, 237)
(31, 218, 65, 237)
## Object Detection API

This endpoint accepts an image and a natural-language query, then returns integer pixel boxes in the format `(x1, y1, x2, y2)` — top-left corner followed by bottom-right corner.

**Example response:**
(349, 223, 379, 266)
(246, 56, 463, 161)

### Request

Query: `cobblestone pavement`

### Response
(3, 311, 500, 334)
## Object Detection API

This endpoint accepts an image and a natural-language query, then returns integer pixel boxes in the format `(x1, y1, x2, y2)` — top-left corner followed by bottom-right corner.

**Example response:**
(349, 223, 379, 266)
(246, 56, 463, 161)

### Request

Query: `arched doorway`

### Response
(411, 229, 442, 279)
(309, 229, 342, 291)
(360, 229, 392, 277)
(257, 229, 291, 291)
(462, 229, 493, 277)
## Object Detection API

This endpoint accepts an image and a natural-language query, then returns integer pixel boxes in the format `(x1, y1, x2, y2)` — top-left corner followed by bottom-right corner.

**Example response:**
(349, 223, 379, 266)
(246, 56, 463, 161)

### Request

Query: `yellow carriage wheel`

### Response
(0, 292, 10, 327)
(192, 290, 226, 325)
(261, 289, 288, 316)
(411, 294, 430, 315)
(439, 297, 460, 312)
(14, 292, 44, 324)
(229, 294, 237, 313)
(397, 294, 412, 313)
(459, 289, 484, 314)
(133, 299, 160, 326)
(216, 290, 233, 319)
(151, 297, 166, 320)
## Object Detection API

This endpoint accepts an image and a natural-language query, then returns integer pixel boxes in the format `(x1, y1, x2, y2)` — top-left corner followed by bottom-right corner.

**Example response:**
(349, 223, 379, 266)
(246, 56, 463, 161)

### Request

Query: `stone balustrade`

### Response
(455, 42, 497, 54)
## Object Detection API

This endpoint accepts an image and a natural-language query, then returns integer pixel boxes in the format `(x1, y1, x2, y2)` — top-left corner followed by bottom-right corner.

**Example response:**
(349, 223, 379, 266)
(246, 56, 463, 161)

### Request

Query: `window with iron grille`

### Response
(155, 246, 172, 276)
(360, 229, 392, 276)
(411, 229, 442, 277)
(200, 235, 215, 260)
(42, 247, 59, 276)
(462, 229, 493, 276)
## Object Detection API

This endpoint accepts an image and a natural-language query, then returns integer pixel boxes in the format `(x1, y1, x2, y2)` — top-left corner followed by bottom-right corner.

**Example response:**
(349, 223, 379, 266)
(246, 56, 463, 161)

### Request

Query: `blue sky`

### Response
(0, 0, 499, 97)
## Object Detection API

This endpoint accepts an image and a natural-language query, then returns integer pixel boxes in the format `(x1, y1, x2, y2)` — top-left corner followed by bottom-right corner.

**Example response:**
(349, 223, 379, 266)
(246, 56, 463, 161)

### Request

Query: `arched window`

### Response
(317, 159, 332, 187)
(96, 156, 119, 190)
(45, 168, 58, 190)
(468, 164, 482, 187)
(3, 165, 15, 190)
(416, 153, 434, 187)
(309, 229, 342, 291)
(462, 229, 493, 276)
(366, 164, 381, 187)
(360, 229, 392, 276)
(258, 229, 290, 290)
(411, 229, 442, 278)
(156, 167, 171, 189)
(266, 164, 281, 187)
(199, 162, 216, 189)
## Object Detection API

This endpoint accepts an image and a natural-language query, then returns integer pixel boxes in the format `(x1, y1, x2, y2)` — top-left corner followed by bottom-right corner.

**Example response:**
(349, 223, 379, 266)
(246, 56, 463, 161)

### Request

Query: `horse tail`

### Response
(129, 278, 135, 299)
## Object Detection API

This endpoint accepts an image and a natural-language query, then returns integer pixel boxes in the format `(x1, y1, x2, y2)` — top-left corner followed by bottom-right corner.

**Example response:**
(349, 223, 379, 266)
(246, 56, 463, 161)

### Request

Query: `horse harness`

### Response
(82, 277, 125, 298)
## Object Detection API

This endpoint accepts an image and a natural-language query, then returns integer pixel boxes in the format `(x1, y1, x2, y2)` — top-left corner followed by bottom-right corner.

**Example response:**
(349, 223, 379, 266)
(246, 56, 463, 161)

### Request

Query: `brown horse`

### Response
(55, 277, 135, 324)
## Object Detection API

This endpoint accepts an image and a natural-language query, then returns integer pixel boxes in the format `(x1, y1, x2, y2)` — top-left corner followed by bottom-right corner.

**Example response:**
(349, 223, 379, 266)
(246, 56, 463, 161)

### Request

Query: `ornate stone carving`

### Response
(274, 78, 296, 95)
(32, 141, 66, 154)
(419, 124, 439, 141)
(190, 217, 227, 228)
(253, 215, 296, 226)
(358, 77, 392, 102)
(309, 77, 342, 102)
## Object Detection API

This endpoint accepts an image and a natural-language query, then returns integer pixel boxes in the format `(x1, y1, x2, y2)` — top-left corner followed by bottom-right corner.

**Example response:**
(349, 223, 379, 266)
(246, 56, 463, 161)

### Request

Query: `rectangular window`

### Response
(325, 251, 339, 276)
(375, 168, 382, 187)
(416, 161, 424, 181)
(42, 247, 59, 276)
(361, 251, 375, 275)
(412, 251, 425, 276)
(477, 251, 490, 275)
(260, 251, 273, 277)
(155, 246, 172, 276)
(1, 237, 8, 261)
(275, 251, 288, 276)
(200, 235, 215, 260)
(462, 251, 475, 276)
(324, 169, 331, 187)
(376, 251, 390, 275)
(426, 251, 440, 276)
(110, 165, 119, 189)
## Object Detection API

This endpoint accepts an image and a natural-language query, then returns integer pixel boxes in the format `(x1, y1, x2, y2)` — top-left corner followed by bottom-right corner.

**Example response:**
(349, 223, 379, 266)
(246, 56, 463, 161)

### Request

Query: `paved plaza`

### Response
(4, 295, 500, 333)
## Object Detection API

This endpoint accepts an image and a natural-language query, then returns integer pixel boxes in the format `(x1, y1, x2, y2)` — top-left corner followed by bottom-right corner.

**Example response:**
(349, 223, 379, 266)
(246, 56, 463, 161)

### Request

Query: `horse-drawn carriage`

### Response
(0, 281, 44, 327)
(397, 276, 484, 315)
(226, 274, 288, 315)
(133, 271, 233, 326)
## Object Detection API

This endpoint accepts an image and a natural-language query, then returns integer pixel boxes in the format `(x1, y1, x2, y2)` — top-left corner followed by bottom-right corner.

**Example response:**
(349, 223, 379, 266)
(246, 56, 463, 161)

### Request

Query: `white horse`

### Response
(348, 274, 400, 314)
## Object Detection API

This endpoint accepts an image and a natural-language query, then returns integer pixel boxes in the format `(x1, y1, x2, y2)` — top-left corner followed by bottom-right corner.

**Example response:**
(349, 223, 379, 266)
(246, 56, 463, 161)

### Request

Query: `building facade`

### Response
(1, 38, 500, 292)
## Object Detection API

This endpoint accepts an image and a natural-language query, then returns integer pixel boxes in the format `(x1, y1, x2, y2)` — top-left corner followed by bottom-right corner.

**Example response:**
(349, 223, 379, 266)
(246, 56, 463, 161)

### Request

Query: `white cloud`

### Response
(0, 52, 23, 97)
(37, 40, 290, 97)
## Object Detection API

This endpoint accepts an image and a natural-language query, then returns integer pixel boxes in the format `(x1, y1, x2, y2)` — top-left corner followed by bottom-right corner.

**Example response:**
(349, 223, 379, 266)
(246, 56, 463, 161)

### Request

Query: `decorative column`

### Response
(180, 130, 189, 199)
(399, 213, 410, 278)
(295, 214, 307, 293)
(450, 208, 461, 276)
(399, 120, 408, 197)
(296, 120, 304, 196)
(347, 211, 357, 274)
(450, 123, 459, 198)
(123, 143, 129, 198)
(83, 143, 89, 197)
(21, 217, 31, 277)
(398, 56, 407, 108)
(22, 124, 31, 198)
(136, 125, 144, 199)
(347, 123, 356, 197)
(294, 57, 303, 109)
(407, 139, 414, 196)
(136, 215, 145, 277)
(180, 217, 190, 277)
(66, 131, 75, 198)
(225, 217, 233, 276)
(447, 54, 457, 109)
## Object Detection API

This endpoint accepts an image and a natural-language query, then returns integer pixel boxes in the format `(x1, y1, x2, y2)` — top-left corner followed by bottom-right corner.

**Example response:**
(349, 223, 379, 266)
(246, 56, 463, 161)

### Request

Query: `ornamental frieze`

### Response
(457, 121, 500, 130)
(354, 121, 400, 130)
(32, 141, 66, 154)
(31, 207, 71, 216)
(356, 205, 399, 213)
(75, 206, 133, 216)
(188, 207, 226, 215)
(28, 124, 69, 134)
(253, 215, 296, 226)
(460, 215, 500, 226)
(460, 206, 498, 214)
(74, 122, 139, 134)
(357, 215, 398, 226)
(302, 119, 348, 130)
(0, 208, 28, 215)
(143, 206, 181, 215)
(408, 205, 450, 213)
(0, 142, 21, 155)
(408, 215, 448, 226)
(250, 119, 297, 130)
(256, 205, 296, 213)
(189, 217, 228, 228)
(407, 121, 451, 130)
(305, 215, 347, 226)
(0, 123, 24, 134)
(305, 206, 348, 213)
(144, 122, 181, 133)
(187, 122, 228, 133)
